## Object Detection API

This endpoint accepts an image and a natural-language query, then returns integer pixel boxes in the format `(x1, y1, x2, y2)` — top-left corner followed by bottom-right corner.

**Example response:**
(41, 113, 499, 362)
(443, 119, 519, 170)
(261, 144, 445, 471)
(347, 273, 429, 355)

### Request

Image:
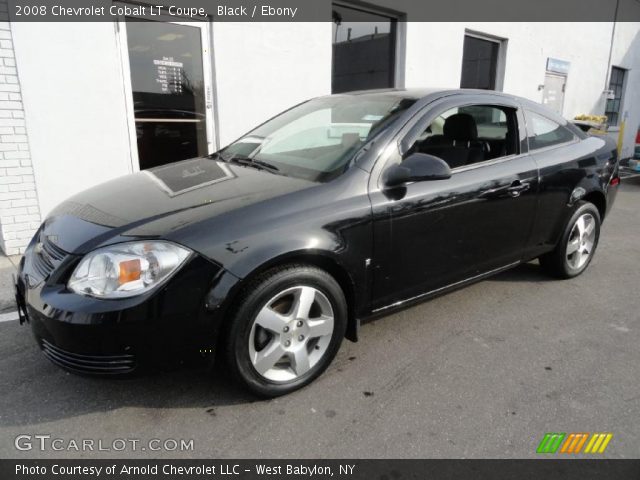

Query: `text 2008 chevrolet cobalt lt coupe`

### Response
(15, 89, 619, 396)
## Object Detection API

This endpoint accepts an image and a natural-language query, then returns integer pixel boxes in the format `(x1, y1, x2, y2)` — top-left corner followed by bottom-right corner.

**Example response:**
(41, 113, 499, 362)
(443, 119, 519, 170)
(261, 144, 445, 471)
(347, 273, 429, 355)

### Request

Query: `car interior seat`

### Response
(420, 113, 484, 168)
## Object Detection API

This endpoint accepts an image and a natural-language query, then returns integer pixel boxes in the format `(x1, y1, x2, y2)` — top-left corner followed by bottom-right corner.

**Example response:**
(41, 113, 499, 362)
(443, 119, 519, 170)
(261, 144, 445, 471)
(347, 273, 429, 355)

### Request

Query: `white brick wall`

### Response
(0, 1, 40, 255)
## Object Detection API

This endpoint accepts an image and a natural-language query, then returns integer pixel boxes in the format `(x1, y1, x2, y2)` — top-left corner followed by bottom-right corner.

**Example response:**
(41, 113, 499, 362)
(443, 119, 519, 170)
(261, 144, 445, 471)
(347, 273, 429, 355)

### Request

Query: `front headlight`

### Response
(68, 241, 192, 299)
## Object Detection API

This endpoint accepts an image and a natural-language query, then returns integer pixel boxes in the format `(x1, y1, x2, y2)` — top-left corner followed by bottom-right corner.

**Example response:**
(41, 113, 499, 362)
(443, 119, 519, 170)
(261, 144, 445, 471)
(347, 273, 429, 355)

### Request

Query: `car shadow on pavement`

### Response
(0, 323, 261, 427)
(488, 261, 550, 283)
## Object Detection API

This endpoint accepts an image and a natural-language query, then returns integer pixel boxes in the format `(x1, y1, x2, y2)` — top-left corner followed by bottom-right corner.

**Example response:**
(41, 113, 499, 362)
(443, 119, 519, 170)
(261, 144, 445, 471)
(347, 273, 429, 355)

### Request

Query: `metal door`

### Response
(542, 73, 566, 115)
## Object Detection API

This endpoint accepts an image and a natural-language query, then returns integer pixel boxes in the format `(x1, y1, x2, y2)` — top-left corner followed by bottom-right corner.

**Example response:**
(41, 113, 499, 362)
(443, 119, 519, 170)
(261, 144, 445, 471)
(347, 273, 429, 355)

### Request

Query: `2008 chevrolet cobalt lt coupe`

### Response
(15, 89, 619, 396)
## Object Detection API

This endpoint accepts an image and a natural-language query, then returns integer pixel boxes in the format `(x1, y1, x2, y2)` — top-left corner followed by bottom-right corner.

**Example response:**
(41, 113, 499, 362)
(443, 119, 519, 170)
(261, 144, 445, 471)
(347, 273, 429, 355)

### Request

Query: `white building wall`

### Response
(405, 22, 614, 120)
(0, 15, 41, 255)
(473, 22, 613, 120)
(404, 23, 465, 89)
(212, 22, 332, 146)
(609, 22, 640, 159)
(10, 22, 134, 220)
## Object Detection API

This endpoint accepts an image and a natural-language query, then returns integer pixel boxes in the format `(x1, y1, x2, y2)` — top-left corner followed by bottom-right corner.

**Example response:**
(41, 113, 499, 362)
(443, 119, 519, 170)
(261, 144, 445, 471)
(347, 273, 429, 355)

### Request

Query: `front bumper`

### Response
(16, 238, 230, 375)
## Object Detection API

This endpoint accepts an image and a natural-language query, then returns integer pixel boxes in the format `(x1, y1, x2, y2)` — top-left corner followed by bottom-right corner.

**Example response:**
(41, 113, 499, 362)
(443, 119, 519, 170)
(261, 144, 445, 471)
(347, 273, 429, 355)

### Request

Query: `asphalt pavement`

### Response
(0, 254, 20, 315)
(0, 180, 638, 459)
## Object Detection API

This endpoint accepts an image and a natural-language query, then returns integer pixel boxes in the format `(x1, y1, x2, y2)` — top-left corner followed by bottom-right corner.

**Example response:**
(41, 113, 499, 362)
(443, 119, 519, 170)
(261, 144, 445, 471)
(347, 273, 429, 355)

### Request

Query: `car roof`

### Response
(336, 88, 448, 99)
(335, 88, 572, 125)
(336, 87, 521, 100)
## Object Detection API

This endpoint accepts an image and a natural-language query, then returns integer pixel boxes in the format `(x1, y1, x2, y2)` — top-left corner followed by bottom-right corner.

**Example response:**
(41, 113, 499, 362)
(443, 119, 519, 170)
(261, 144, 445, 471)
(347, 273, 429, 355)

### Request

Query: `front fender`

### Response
(216, 228, 347, 279)
(208, 220, 371, 320)
(201, 221, 371, 344)
(204, 245, 366, 344)
(169, 167, 374, 324)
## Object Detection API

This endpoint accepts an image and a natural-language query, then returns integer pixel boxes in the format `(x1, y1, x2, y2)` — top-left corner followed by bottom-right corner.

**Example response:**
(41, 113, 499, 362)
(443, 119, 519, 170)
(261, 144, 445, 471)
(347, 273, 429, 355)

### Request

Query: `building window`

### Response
(606, 66, 626, 126)
(331, 3, 397, 94)
(460, 34, 501, 90)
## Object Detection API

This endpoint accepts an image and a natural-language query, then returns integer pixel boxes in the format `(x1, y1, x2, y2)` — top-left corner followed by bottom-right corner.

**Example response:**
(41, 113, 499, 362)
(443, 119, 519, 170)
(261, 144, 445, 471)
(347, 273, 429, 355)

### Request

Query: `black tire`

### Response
(539, 201, 601, 279)
(224, 264, 347, 397)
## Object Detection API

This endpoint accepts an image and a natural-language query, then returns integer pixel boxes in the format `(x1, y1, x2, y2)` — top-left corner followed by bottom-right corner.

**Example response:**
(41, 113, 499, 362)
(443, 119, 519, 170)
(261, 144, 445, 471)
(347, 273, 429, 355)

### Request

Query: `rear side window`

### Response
(525, 110, 576, 150)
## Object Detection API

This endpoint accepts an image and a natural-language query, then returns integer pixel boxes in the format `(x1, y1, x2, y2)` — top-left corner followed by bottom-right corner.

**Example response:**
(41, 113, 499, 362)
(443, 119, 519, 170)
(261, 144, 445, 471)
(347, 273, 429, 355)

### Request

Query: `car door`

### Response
(368, 95, 539, 310)
(521, 108, 594, 251)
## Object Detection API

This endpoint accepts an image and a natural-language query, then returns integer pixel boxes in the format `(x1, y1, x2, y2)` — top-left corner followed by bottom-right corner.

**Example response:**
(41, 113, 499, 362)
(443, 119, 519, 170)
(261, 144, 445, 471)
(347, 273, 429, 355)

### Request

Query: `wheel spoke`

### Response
(290, 348, 311, 376)
(575, 216, 586, 236)
(580, 250, 589, 266)
(255, 307, 288, 333)
(566, 237, 580, 255)
(584, 238, 594, 252)
(584, 219, 595, 236)
(308, 316, 334, 338)
(253, 341, 286, 375)
(294, 286, 316, 319)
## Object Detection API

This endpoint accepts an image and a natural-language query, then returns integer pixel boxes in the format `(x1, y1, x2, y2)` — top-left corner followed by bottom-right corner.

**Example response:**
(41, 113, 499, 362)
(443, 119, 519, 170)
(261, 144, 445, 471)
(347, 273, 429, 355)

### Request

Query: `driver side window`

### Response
(408, 104, 519, 170)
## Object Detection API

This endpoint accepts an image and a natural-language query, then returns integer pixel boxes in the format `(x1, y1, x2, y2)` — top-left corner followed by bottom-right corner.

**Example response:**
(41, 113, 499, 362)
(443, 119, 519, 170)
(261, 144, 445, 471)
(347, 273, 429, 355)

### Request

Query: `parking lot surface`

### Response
(0, 181, 638, 459)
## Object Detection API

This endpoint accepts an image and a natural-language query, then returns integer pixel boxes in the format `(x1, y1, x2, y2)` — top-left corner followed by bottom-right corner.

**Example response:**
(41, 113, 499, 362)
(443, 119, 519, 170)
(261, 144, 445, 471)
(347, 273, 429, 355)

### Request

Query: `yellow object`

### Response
(617, 120, 625, 157)
(574, 114, 607, 123)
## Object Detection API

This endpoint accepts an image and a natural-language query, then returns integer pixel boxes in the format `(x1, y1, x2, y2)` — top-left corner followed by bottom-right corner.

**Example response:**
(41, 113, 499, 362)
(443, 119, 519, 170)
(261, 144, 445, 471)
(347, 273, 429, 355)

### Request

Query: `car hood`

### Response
(43, 157, 315, 254)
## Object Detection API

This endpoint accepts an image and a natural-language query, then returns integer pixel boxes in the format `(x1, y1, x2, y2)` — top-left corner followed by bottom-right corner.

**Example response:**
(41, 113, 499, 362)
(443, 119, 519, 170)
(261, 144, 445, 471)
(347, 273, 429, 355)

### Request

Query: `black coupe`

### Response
(15, 89, 620, 396)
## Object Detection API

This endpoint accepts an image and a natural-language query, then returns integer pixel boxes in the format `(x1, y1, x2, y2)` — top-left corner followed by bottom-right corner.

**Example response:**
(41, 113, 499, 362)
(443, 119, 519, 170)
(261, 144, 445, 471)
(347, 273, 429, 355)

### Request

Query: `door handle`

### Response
(506, 181, 530, 198)
(480, 180, 530, 199)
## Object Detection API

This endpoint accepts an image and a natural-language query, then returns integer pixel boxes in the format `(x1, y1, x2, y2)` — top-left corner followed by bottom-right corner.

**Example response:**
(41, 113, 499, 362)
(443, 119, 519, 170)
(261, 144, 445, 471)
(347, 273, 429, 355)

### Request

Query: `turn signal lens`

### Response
(68, 241, 191, 299)
(119, 259, 142, 283)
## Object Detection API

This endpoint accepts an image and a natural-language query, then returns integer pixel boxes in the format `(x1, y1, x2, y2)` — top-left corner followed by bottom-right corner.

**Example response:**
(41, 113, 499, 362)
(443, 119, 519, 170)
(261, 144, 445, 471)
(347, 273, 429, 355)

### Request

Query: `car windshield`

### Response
(219, 95, 416, 182)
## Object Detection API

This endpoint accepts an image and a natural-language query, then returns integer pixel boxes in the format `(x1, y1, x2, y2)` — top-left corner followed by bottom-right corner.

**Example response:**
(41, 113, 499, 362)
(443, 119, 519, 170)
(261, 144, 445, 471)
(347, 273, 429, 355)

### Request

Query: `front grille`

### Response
(41, 339, 136, 375)
(31, 232, 68, 280)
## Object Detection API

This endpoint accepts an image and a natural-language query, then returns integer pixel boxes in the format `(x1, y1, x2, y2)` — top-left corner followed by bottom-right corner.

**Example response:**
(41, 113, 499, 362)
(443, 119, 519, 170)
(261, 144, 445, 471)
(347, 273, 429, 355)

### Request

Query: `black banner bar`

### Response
(6, 0, 640, 22)
(2, 459, 640, 480)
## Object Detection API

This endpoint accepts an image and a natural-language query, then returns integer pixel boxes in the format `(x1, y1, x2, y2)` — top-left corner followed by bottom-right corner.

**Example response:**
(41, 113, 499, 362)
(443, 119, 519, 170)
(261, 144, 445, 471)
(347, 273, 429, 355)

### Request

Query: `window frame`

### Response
(371, 95, 530, 191)
(605, 66, 627, 127)
(399, 102, 526, 174)
(115, 7, 216, 173)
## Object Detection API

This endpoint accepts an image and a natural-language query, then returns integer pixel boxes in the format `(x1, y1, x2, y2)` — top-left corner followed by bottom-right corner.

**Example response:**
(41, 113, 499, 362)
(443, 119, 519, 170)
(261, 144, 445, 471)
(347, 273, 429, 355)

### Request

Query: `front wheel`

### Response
(224, 265, 347, 397)
(539, 201, 601, 279)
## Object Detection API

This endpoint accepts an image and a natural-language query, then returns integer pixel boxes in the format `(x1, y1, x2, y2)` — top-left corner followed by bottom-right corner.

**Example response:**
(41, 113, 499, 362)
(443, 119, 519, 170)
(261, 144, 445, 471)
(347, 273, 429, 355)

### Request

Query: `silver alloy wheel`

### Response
(248, 285, 335, 382)
(566, 212, 596, 270)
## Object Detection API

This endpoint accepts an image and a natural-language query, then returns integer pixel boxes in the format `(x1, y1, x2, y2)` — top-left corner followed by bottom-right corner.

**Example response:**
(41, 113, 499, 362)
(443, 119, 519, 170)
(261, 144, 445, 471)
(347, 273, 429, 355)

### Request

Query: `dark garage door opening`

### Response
(461, 34, 500, 90)
(331, 4, 397, 93)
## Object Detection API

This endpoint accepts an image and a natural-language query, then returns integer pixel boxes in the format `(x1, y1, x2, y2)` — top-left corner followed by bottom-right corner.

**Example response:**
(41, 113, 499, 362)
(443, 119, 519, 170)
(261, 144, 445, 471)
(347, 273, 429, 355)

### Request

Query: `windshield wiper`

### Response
(224, 154, 280, 173)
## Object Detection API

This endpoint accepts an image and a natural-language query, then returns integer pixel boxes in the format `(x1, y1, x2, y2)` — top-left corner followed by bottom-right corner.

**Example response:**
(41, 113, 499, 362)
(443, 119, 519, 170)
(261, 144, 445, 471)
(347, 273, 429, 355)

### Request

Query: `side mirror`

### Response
(383, 153, 452, 188)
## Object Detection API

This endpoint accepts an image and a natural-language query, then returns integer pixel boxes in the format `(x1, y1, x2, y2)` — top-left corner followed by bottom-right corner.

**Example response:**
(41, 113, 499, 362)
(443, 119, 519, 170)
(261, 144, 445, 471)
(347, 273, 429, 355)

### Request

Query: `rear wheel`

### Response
(224, 264, 347, 397)
(539, 201, 601, 279)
